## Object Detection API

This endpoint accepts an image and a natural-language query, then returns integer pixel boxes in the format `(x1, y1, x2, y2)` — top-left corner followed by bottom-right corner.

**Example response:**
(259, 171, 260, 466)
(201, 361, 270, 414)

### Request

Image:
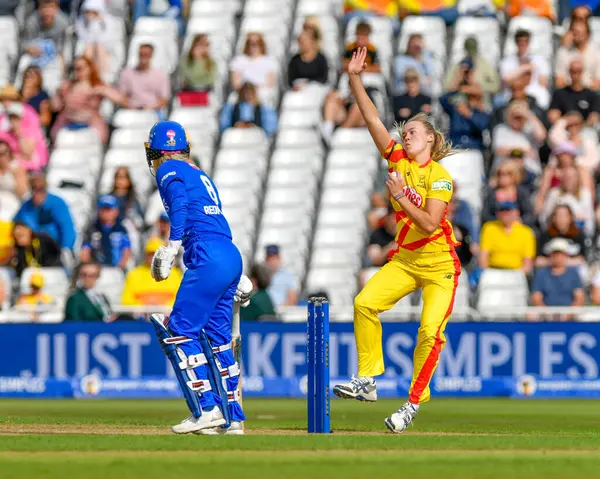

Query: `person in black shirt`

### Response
(366, 207, 397, 267)
(287, 24, 328, 89)
(11, 220, 62, 277)
(392, 68, 431, 124)
(548, 57, 600, 126)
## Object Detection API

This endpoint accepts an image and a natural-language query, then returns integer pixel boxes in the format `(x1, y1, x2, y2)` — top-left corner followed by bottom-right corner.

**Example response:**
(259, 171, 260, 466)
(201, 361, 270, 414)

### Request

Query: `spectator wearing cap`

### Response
(287, 24, 329, 91)
(548, 112, 599, 173)
(499, 29, 550, 110)
(394, 34, 436, 96)
(444, 37, 500, 96)
(482, 159, 535, 227)
(392, 68, 431, 124)
(538, 165, 595, 238)
(440, 83, 489, 151)
(64, 261, 111, 321)
(0, 102, 49, 171)
(555, 20, 600, 91)
(81, 195, 131, 268)
(13, 173, 76, 251)
(263, 244, 298, 308)
(240, 263, 277, 321)
(121, 238, 182, 308)
(25, 0, 68, 53)
(531, 238, 585, 315)
(491, 100, 547, 175)
(549, 57, 600, 127)
(504, 149, 537, 194)
(119, 44, 170, 113)
(479, 201, 536, 273)
(10, 219, 62, 277)
(17, 271, 56, 320)
(536, 202, 587, 268)
(219, 82, 278, 137)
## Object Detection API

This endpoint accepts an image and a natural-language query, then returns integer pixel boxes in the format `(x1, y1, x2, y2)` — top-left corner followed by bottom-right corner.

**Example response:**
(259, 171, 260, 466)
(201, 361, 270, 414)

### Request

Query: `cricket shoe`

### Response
(195, 421, 244, 436)
(333, 376, 377, 402)
(172, 408, 226, 434)
(384, 402, 418, 433)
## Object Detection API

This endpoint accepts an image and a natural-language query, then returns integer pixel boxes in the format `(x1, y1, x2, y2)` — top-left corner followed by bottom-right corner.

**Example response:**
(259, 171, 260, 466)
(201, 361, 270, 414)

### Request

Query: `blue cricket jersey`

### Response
(156, 160, 232, 247)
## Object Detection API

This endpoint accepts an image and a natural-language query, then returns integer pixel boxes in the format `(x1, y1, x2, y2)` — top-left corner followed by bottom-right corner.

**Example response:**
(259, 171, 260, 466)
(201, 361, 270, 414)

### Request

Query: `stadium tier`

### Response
(0, 0, 598, 322)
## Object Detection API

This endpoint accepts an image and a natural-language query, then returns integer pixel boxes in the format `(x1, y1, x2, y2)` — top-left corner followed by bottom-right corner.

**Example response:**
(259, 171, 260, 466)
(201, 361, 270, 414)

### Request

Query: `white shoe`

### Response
(333, 375, 377, 402)
(384, 402, 418, 433)
(195, 421, 244, 436)
(172, 408, 226, 434)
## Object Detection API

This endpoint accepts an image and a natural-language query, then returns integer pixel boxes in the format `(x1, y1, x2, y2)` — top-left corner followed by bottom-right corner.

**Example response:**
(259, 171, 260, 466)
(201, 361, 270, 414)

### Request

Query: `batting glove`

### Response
(234, 275, 253, 307)
(151, 241, 180, 282)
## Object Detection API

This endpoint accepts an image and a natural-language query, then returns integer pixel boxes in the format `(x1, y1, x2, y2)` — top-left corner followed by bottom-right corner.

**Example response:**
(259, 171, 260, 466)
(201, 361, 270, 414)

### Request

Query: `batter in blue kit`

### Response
(145, 120, 253, 435)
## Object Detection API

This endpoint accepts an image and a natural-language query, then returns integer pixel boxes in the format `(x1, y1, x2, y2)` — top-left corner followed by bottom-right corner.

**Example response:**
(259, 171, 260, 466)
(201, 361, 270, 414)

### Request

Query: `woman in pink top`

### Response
(0, 102, 49, 171)
(51, 56, 126, 144)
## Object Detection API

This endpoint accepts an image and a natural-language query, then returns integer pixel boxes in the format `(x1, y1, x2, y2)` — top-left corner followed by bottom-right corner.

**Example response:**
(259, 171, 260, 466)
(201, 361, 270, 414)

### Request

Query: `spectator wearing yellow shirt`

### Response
(18, 271, 55, 304)
(479, 201, 535, 273)
(121, 238, 183, 308)
(17, 271, 55, 321)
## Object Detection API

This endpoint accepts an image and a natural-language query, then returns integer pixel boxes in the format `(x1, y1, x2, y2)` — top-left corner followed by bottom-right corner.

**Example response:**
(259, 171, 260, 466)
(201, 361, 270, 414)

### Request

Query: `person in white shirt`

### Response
(230, 32, 278, 106)
(500, 29, 550, 109)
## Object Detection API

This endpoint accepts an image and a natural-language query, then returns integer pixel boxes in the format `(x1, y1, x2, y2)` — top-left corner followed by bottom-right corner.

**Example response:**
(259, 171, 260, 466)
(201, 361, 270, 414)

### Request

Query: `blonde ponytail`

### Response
(394, 113, 456, 163)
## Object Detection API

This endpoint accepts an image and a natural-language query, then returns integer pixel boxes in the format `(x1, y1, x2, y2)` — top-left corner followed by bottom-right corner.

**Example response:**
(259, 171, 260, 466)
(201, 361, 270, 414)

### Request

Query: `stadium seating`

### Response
(0, 0, 597, 321)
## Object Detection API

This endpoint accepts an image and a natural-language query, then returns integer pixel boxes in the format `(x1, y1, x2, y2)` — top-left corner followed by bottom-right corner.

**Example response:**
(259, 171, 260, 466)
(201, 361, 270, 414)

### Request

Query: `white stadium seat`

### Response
(97, 268, 126, 306)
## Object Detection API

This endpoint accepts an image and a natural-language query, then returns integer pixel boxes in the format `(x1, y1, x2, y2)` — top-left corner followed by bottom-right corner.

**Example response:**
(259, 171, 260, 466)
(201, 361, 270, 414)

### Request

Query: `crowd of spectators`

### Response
(0, 0, 599, 322)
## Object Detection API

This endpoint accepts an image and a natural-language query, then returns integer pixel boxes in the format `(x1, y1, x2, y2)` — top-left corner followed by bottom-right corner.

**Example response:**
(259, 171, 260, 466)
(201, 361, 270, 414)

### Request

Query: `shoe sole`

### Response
(333, 386, 377, 402)
(172, 417, 226, 434)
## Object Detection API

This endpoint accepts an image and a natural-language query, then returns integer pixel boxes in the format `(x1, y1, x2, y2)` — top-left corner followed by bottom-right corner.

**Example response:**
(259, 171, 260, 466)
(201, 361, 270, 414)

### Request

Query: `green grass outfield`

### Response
(1, 398, 599, 478)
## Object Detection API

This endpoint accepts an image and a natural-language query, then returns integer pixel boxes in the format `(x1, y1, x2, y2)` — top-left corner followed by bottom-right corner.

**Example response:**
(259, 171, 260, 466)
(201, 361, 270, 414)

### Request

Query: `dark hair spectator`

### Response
(118, 44, 169, 112)
(240, 263, 276, 321)
(20, 66, 51, 128)
(392, 69, 432, 124)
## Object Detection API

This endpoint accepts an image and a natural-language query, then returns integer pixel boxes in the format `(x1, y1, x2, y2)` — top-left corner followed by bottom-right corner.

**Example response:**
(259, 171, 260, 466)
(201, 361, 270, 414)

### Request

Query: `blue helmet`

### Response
(145, 120, 190, 167)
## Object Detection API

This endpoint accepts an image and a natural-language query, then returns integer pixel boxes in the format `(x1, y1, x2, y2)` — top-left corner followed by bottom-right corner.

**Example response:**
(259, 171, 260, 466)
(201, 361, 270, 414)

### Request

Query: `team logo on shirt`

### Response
(402, 185, 423, 208)
(166, 129, 177, 146)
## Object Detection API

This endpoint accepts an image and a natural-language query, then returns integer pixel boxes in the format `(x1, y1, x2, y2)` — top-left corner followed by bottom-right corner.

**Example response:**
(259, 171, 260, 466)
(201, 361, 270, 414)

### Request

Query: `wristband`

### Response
(393, 192, 405, 202)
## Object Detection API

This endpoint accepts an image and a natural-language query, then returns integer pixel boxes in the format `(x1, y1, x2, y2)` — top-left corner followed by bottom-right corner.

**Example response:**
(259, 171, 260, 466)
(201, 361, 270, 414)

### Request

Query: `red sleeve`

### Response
(383, 140, 408, 164)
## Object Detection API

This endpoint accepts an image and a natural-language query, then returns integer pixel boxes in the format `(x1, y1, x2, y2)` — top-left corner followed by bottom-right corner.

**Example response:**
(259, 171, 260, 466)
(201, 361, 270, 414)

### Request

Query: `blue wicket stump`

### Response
(307, 297, 330, 434)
